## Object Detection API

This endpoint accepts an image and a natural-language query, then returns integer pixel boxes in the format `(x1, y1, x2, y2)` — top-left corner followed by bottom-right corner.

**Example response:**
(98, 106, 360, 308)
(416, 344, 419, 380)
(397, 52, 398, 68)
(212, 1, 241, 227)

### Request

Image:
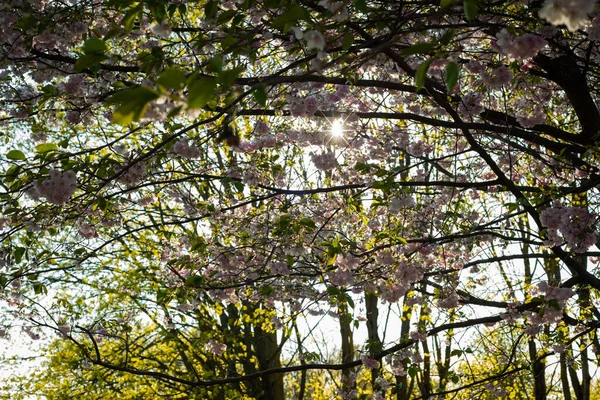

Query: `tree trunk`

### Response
(339, 300, 355, 397)
(365, 292, 381, 390)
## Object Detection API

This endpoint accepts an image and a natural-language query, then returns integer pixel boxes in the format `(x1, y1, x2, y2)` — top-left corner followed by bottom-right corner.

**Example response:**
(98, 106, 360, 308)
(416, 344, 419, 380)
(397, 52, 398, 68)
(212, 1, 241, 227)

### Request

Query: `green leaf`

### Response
(354, 0, 368, 13)
(415, 59, 432, 91)
(271, 5, 308, 29)
(106, 86, 160, 125)
(204, 0, 218, 20)
(440, 0, 454, 9)
(450, 349, 463, 357)
(217, 9, 237, 24)
(439, 29, 455, 46)
(187, 77, 216, 109)
(185, 275, 204, 288)
(342, 33, 354, 50)
(6, 150, 25, 160)
(83, 38, 107, 55)
(221, 34, 238, 51)
(445, 61, 459, 92)
(149, 3, 166, 21)
(14, 247, 26, 264)
(156, 289, 169, 304)
(327, 286, 341, 296)
(121, 6, 142, 32)
(408, 365, 418, 378)
(234, 181, 245, 193)
(217, 67, 244, 89)
(74, 54, 108, 72)
(299, 218, 316, 229)
(35, 143, 59, 153)
(253, 87, 267, 107)
(464, 0, 478, 21)
(207, 55, 223, 73)
(401, 42, 435, 57)
(14, 15, 38, 31)
(97, 197, 108, 211)
(156, 68, 186, 90)
(345, 294, 355, 308)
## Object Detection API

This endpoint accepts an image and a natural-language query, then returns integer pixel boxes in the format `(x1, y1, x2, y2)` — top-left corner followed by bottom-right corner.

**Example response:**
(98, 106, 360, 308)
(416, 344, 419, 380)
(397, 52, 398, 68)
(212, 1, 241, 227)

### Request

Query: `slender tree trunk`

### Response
(365, 292, 381, 390)
(293, 322, 307, 400)
(417, 290, 431, 399)
(253, 303, 284, 400)
(339, 300, 355, 396)
(560, 352, 573, 400)
(528, 339, 547, 400)
(521, 221, 546, 400)
(241, 302, 261, 396)
(397, 297, 415, 400)
(220, 303, 243, 396)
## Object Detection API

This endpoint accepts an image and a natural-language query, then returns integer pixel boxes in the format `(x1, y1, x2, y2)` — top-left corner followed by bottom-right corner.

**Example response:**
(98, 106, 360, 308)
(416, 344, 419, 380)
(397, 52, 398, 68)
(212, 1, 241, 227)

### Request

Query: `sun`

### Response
(331, 119, 344, 138)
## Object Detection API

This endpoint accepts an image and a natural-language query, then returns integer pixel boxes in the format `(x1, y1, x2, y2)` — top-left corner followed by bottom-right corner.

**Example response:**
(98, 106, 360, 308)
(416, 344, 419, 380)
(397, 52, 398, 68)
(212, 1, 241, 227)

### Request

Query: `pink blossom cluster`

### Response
(484, 384, 508, 397)
(319, 1, 349, 22)
(465, 60, 485, 74)
(303, 30, 326, 51)
(310, 151, 338, 170)
(494, 29, 547, 61)
(289, 95, 320, 117)
(78, 223, 98, 239)
(379, 280, 407, 303)
(389, 194, 416, 212)
(236, 135, 279, 153)
(537, 281, 575, 306)
(539, 0, 597, 32)
(517, 105, 546, 128)
(540, 202, 597, 252)
(361, 355, 379, 369)
(437, 291, 460, 309)
(269, 261, 291, 276)
(204, 339, 227, 355)
(386, 347, 421, 376)
(458, 91, 484, 117)
(482, 65, 513, 89)
(117, 163, 146, 186)
(59, 75, 86, 97)
(33, 169, 77, 205)
(254, 120, 269, 134)
(328, 267, 354, 286)
(395, 259, 424, 284)
(173, 139, 200, 158)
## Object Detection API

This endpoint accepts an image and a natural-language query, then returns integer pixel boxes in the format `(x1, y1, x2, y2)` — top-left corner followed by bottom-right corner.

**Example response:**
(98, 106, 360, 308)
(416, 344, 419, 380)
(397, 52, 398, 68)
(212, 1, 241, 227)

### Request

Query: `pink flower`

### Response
(362, 356, 379, 369)
(494, 29, 547, 61)
(482, 65, 513, 89)
(204, 339, 227, 355)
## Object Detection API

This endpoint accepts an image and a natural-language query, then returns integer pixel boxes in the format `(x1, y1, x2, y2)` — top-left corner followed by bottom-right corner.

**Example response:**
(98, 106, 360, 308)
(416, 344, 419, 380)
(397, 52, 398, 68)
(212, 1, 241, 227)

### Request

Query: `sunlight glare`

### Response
(331, 119, 344, 138)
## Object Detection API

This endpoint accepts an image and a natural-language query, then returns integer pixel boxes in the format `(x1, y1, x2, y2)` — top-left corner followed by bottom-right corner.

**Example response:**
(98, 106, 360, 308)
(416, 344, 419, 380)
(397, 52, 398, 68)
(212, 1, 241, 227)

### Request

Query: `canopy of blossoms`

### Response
(1, 0, 600, 398)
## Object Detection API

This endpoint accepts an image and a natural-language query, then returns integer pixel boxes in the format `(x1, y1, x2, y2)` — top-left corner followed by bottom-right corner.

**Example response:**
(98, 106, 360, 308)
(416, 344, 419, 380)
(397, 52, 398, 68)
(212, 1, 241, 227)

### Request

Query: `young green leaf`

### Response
(106, 86, 160, 125)
(464, 0, 478, 21)
(342, 33, 354, 50)
(187, 77, 216, 109)
(83, 38, 107, 55)
(35, 143, 59, 153)
(6, 150, 26, 160)
(253, 87, 268, 107)
(401, 42, 435, 56)
(415, 59, 432, 91)
(156, 68, 186, 90)
(445, 61, 459, 92)
(440, 0, 454, 9)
